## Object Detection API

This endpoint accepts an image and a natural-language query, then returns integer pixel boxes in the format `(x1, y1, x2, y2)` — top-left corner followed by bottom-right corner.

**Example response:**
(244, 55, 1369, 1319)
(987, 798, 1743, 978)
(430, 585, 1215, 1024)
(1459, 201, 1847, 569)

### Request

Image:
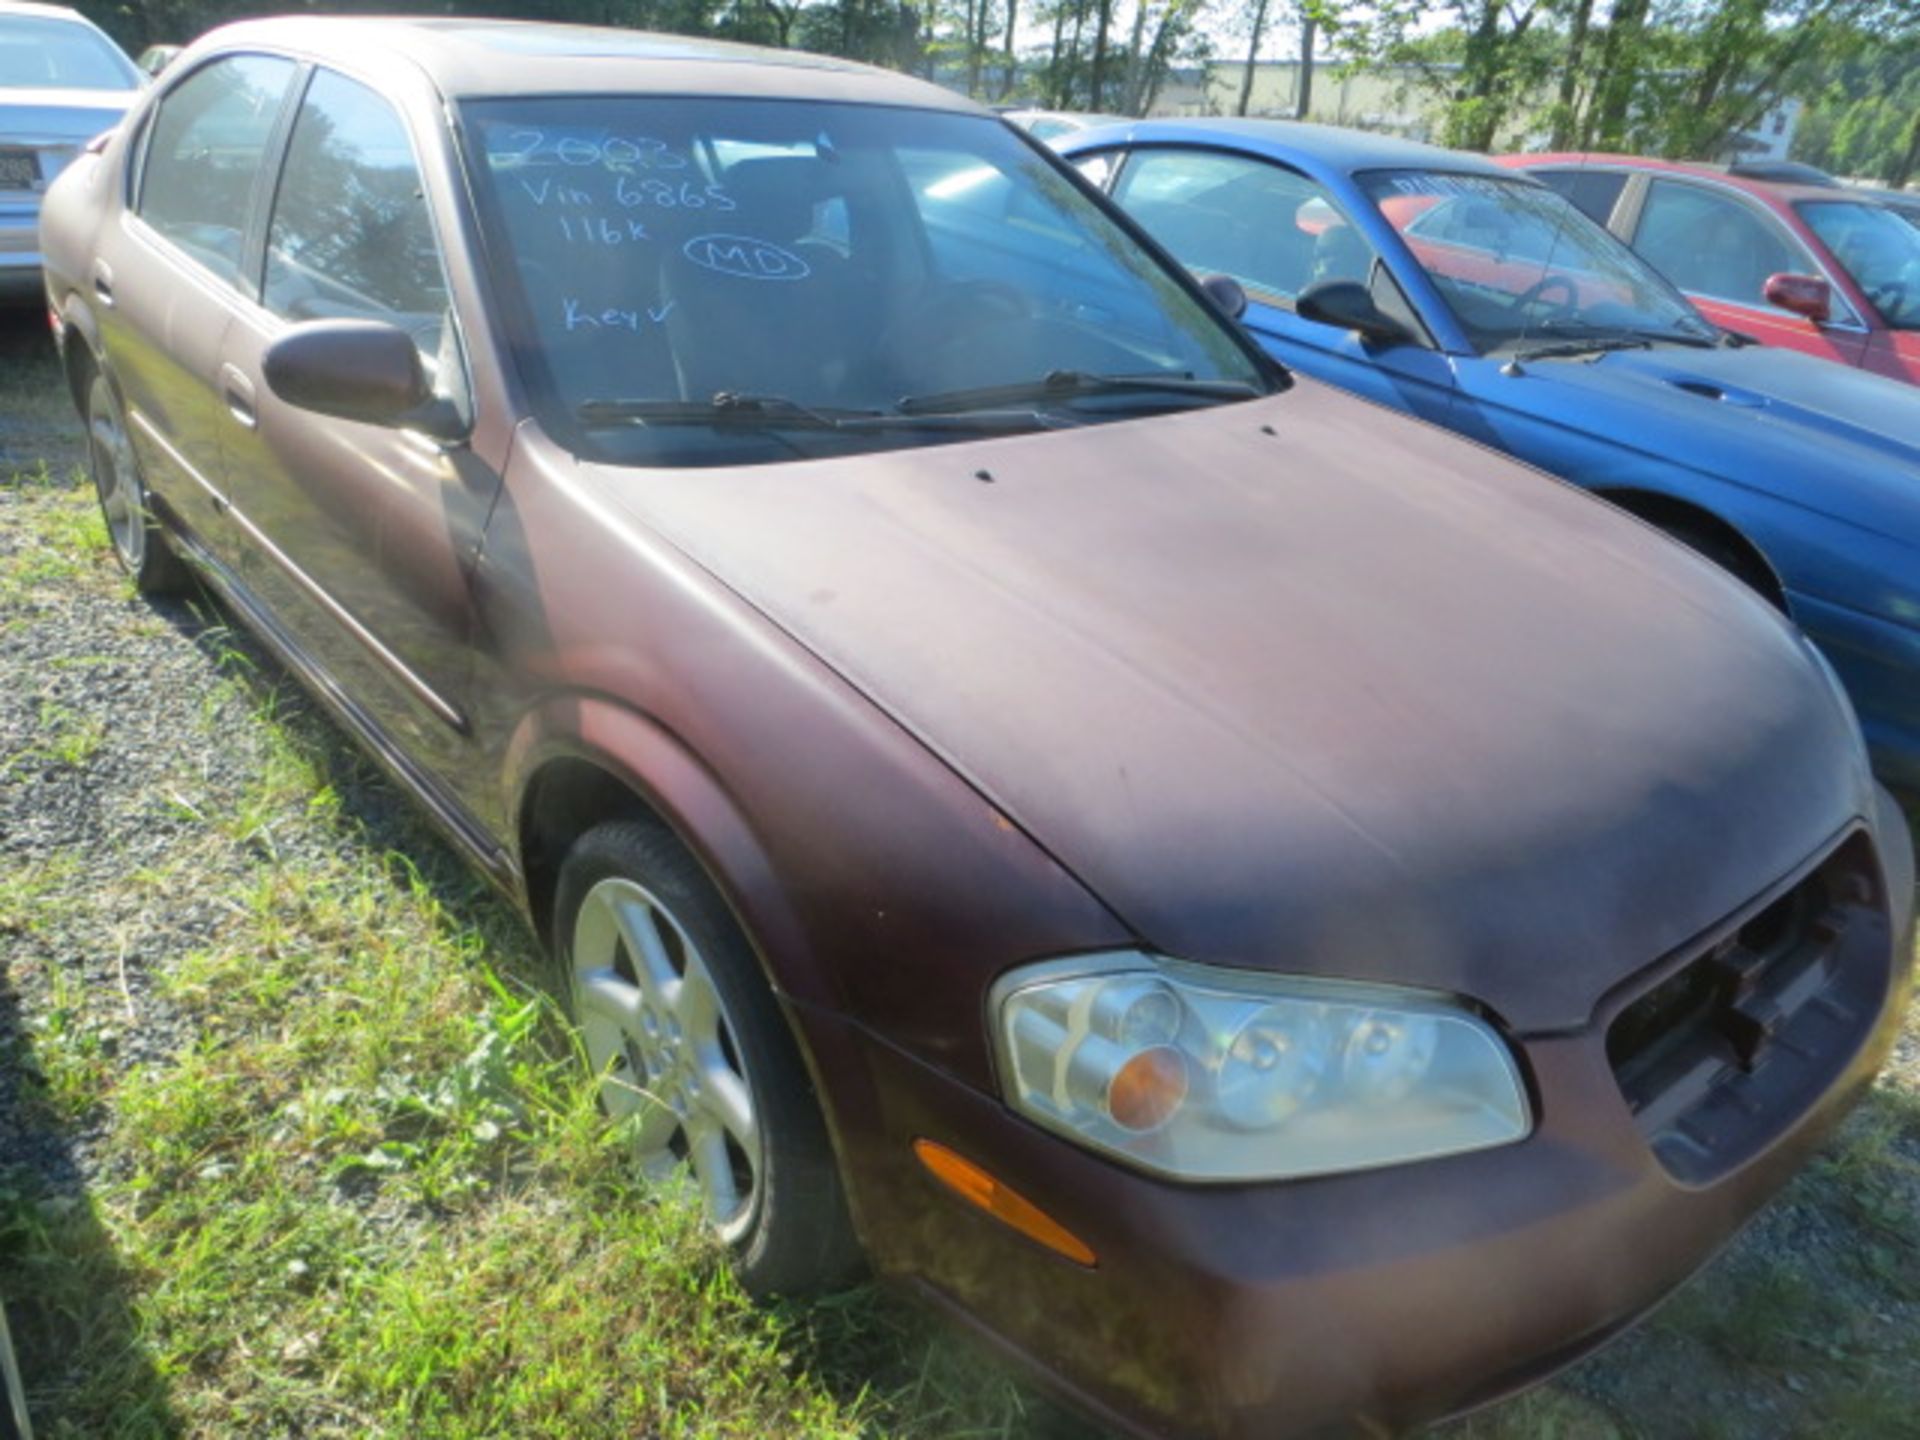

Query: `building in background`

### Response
(1179, 60, 1468, 142)
(1729, 98, 1803, 162)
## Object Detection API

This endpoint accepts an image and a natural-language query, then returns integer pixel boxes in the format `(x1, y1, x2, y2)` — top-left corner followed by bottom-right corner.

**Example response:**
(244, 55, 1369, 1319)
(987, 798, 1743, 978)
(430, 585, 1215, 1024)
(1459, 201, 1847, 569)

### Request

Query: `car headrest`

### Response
(721, 157, 836, 241)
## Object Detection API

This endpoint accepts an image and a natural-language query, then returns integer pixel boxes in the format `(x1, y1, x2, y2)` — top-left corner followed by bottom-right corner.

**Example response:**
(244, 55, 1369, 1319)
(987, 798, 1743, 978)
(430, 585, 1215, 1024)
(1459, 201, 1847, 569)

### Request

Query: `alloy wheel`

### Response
(569, 875, 763, 1240)
(87, 376, 146, 574)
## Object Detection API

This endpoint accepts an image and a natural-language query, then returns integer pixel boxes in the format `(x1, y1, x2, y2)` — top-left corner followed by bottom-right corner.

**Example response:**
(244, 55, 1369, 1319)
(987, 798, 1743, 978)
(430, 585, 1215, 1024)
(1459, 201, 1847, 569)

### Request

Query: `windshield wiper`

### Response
(1526, 318, 1722, 352)
(1627, 328, 1720, 349)
(577, 393, 857, 429)
(576, 392, 1071, 435)
(896, 369, 1262, 416)
(1510, 333, 1654, 363)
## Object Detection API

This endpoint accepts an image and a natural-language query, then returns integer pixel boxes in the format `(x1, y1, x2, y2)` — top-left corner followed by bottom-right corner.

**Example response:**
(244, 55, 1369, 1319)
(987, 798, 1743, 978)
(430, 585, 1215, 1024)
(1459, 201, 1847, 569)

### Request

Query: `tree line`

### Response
(75, 0, 1919, 183)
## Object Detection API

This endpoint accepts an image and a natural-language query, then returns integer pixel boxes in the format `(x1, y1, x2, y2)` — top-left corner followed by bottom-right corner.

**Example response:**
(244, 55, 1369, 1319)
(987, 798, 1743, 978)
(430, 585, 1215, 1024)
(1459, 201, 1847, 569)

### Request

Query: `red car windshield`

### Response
(1798, 200, 1920, 331)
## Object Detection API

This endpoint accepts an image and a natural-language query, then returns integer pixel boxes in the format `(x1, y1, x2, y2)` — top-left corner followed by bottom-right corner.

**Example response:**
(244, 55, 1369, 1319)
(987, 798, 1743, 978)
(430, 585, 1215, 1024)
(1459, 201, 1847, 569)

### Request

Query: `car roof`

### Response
(192, 16, 980, 112)
(0, 1, 95, 20)
(1509, 152, 1842, 206)
(1070, 117, 1515, 179)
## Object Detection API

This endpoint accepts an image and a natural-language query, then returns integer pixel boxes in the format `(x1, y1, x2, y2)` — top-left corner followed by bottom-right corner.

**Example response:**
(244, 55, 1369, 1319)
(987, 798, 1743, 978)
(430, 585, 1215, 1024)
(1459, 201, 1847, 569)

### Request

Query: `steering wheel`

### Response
(1508, 274, 1579, 318)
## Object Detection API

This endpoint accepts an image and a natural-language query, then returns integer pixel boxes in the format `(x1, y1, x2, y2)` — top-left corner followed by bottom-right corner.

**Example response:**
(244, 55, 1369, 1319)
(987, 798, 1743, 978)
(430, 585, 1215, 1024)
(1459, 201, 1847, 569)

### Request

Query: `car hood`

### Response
(1498, 342, 1920, 538)
(0, 87, 133, 141)
(597, 381, 1868, 1031)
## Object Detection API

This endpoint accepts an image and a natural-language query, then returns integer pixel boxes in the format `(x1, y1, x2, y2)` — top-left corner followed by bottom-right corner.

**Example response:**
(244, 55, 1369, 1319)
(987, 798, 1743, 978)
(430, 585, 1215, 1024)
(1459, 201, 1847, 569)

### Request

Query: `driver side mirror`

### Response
(1296, 279, 1414, 346)
(1762, 272, 1832, 323)
(263, 319, 466, 441)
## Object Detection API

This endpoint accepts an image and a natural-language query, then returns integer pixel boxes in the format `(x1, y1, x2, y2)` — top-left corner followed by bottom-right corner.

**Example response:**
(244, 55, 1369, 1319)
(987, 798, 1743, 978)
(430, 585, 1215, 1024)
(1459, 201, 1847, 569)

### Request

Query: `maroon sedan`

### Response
(38, 19, 1917, 1439)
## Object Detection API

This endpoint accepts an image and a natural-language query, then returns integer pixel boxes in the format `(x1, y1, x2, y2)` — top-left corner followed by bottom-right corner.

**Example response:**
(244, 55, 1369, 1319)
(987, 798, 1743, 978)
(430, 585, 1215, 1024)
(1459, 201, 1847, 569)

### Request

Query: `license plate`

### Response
(0, 150, 40, 189)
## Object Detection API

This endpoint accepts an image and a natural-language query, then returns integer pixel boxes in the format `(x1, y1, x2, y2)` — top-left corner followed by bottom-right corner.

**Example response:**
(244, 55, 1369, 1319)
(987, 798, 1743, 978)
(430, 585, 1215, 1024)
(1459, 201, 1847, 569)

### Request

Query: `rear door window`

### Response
(1530, 169, 1627, 227)
(137, 55, 299, 284)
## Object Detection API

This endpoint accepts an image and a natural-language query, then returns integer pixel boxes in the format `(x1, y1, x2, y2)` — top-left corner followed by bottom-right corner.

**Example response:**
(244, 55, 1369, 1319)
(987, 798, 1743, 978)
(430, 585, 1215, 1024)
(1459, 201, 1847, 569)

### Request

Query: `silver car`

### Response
(1, 0, 138, 303)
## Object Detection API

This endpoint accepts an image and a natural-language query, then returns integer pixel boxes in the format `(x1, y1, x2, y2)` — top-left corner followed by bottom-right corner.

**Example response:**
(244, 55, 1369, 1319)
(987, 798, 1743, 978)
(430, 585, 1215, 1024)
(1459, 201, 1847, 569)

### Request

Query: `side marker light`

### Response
(912, 1138, 1097, 1267)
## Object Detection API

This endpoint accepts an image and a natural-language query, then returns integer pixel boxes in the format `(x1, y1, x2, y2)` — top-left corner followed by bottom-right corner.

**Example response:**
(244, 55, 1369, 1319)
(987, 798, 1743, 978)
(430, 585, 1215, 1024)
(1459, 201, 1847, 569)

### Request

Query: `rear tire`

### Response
(552, 818, 862, 1295)
(87, 372, 188, 595)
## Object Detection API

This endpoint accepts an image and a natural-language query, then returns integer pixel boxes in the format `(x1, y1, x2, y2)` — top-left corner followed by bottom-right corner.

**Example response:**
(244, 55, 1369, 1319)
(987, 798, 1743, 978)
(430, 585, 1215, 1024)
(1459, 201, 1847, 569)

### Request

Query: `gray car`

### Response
(1, 0, 138, 303)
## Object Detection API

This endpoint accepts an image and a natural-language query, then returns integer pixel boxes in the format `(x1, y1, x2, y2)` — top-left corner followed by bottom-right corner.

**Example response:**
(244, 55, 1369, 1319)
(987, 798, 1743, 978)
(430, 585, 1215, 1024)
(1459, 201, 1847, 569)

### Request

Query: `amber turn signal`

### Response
(912, 1138, 1097, 1267)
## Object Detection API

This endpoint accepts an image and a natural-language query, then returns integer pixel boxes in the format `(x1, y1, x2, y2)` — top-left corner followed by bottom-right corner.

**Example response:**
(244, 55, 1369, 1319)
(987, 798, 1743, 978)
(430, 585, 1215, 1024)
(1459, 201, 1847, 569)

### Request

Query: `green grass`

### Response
(6, 809, 1065, 1437)
(0, 479, 111, 617)
(0, 484, 1074, 1439)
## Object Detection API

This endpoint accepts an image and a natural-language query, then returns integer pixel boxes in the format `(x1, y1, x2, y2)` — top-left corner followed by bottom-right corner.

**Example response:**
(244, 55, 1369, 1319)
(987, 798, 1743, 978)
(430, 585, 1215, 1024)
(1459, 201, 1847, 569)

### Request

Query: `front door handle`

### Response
(90, 260, 114, 306)
(220, 364, 257, 430)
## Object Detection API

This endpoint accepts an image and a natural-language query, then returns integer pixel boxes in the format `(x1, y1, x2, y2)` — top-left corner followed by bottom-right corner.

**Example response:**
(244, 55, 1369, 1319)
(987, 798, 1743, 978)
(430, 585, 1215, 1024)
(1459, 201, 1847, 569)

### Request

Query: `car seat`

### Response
(660, 156, 863, 405)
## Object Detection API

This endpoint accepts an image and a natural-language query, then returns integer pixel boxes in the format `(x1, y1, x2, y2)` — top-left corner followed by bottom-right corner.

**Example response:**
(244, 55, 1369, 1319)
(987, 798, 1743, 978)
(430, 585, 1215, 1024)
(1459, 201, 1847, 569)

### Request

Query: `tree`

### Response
(1792, 19, 1920, 183)
(1547, 0, 1595, 146)
(1088, 0, 1118, 107)
(1339, 0, 1564, 151)
(1295, 2, 1316, 117)
(1124, 0, 1210, 113)
(1234, 0, 1273, 115)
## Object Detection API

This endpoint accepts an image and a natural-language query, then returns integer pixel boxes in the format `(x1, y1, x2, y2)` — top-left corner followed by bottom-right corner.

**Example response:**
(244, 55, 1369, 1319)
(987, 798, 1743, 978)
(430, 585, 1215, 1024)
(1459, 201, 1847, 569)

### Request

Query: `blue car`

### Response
(1057, 120, 1920, 791)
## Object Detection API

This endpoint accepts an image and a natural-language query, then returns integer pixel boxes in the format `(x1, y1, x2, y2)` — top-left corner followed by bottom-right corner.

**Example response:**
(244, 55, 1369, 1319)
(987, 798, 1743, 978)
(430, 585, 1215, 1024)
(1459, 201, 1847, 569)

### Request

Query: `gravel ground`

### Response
(2, 309, 1917, 1438)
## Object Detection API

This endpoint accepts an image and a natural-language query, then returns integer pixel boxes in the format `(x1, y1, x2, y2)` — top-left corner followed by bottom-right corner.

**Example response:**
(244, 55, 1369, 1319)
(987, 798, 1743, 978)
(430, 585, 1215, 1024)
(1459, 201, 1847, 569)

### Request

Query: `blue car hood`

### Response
(1497, 343, 1920, 539)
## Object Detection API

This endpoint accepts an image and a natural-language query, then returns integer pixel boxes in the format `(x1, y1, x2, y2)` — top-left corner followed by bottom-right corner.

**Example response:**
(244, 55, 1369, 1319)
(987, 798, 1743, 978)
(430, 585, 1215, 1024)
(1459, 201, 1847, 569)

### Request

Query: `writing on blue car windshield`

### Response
(459, 98, 1268, 466)
(1358, 169, 1719, 354)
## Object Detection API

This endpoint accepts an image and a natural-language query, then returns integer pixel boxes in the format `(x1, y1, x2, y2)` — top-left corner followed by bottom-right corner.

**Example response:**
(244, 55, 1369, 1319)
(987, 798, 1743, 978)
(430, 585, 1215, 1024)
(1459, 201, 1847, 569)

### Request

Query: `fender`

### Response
(501, 693, 843, 1014)
(57, 289, 104, 396)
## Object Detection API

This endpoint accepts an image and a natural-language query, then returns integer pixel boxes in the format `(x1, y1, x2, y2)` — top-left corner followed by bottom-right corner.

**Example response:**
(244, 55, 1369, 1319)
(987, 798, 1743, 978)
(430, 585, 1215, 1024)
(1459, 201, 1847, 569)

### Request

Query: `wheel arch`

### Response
(511, 702, 874, 1283)
(507, 696, 838, 1013)
(1593, 487, 1789, 613)
(57, 291, 106, 412)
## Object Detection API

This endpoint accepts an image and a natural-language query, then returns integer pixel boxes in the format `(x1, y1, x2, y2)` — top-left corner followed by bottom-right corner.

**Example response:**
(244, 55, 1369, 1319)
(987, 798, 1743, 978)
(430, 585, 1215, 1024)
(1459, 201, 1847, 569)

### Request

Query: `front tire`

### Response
(552, 818, 861, 1295)
(87, 372, 188, 595)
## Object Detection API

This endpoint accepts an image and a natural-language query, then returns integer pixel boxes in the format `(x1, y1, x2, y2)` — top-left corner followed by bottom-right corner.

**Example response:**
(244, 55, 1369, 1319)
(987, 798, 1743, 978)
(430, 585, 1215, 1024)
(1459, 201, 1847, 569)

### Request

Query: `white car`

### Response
(1, 0, 138, 303)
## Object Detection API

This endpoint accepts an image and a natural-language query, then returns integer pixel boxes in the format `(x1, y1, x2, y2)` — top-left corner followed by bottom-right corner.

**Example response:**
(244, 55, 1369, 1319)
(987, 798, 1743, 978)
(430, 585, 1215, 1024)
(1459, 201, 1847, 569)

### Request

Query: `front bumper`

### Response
(800, 800, 1915, 1440)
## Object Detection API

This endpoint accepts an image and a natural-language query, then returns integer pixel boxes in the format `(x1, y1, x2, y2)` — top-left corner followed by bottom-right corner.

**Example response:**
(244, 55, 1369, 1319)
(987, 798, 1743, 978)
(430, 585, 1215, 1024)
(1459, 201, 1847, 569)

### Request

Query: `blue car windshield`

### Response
(459, 96, 1269, 467)
(1358, 169, 1718, 353)
(1798, 201, 1920, 331)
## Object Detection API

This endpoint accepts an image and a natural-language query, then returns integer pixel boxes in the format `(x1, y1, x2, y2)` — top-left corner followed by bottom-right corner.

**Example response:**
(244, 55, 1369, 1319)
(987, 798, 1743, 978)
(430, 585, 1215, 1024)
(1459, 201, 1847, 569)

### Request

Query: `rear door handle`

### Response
(220, 364, 256, 430)
(90, 260, 113, 306)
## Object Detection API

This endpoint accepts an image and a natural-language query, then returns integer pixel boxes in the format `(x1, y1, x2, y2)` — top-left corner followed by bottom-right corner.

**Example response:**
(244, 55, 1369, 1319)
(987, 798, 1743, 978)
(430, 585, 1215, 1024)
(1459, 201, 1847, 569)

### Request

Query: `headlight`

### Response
(991, 953, 1530, 1182)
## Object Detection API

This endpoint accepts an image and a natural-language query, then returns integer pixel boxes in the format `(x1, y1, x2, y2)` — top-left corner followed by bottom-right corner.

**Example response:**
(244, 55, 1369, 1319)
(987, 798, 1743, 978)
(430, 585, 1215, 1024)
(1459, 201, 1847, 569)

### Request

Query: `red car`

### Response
(1500, 153, 1920, 386)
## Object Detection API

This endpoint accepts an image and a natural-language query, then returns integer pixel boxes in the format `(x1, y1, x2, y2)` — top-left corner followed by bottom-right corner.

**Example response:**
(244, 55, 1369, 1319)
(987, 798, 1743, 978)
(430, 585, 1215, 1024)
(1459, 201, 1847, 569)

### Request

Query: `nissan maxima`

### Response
(37, 19, 1917, 1438)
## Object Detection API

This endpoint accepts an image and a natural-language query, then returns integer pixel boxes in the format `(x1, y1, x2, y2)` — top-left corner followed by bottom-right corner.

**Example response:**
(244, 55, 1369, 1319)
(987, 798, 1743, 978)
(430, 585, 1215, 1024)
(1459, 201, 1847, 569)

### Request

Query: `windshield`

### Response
(1798, 200, 1920, 331)
(0, 16, 138, 90)
(1357, 170, 1718, 354)
(460, 97, 1268, 467)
